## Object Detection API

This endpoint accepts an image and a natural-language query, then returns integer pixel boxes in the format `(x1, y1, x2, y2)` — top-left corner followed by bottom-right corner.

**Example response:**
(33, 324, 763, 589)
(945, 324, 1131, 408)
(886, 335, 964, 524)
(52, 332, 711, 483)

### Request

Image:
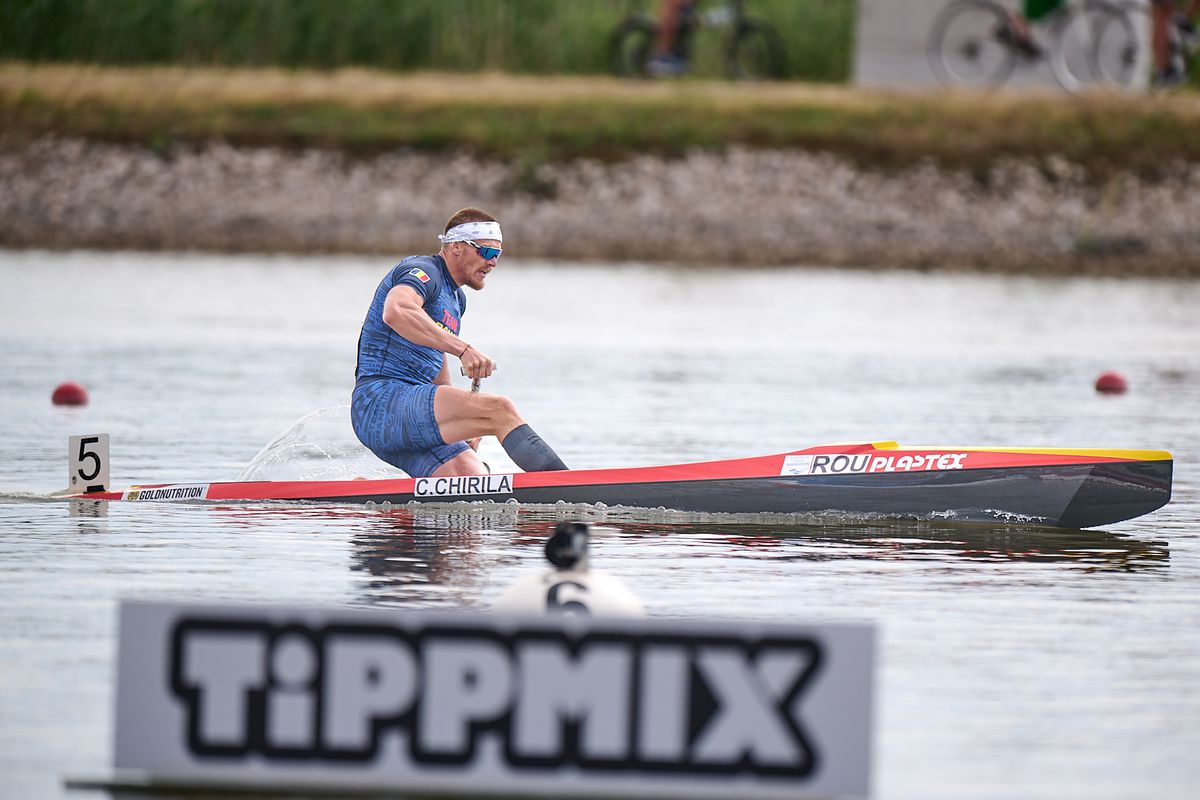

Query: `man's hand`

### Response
(459, 344, 496, 381)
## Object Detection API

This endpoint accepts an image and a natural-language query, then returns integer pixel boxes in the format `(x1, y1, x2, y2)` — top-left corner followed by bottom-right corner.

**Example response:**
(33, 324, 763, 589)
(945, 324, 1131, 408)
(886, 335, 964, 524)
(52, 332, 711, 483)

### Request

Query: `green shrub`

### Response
(0, 0, 854, 81)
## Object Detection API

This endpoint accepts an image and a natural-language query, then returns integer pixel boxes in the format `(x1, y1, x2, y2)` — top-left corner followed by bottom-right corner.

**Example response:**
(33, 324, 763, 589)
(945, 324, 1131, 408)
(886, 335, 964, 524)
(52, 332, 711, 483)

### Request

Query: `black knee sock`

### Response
(501, 424, 568, 472)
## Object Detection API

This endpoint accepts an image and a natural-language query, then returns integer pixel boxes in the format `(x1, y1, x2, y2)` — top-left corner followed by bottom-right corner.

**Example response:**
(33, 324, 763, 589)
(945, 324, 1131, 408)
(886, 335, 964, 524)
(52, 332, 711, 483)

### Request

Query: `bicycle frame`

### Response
(608, 0, 785, 80)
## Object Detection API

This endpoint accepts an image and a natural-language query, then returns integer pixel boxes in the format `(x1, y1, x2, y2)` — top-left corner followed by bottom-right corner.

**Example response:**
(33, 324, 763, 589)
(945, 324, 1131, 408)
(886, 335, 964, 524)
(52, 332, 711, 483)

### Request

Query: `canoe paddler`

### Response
(351, 207, 569, 478)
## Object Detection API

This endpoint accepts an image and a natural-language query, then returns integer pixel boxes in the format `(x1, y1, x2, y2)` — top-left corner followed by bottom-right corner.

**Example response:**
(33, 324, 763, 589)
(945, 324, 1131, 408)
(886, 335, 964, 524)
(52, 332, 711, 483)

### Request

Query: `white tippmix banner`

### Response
(114, 601, 875, 799)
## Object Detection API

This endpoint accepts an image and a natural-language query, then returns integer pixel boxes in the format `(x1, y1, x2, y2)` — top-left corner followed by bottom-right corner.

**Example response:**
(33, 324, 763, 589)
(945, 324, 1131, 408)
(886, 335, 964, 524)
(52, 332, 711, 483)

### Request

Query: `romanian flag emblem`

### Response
(409, 268, 430, 283)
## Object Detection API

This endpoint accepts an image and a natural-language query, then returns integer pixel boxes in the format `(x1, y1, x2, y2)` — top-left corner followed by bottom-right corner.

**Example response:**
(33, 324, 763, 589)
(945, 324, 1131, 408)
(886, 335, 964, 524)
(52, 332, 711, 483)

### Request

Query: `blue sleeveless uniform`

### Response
(351, 255, 470, 477)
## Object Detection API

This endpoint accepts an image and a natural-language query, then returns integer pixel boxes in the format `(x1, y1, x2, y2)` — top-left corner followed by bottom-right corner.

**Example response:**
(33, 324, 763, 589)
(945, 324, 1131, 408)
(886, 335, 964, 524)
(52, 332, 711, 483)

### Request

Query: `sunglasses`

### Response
(464, 240, 502, 261)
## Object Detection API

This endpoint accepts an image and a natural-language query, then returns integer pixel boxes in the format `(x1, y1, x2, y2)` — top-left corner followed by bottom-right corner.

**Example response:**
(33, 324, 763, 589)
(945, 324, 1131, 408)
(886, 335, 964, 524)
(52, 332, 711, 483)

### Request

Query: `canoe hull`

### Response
(80, 444, 1174, 529)
(286, 460, 1173, 528)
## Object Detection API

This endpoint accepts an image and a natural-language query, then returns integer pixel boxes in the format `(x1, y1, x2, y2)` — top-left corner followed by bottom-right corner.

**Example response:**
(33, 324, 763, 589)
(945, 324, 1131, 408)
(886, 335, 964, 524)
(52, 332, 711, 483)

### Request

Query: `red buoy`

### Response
(51, 382, 89, 406)
(1095, 371, 1128, 395)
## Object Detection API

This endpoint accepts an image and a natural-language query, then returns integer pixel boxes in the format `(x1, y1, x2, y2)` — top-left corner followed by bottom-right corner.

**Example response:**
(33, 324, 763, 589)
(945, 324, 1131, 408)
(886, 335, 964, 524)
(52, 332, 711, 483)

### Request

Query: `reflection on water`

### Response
(610, 519, 1171, 571)
(347, 507, 512, 607)
(164, 503, 1175, 615)
(67, 498, 109, 519)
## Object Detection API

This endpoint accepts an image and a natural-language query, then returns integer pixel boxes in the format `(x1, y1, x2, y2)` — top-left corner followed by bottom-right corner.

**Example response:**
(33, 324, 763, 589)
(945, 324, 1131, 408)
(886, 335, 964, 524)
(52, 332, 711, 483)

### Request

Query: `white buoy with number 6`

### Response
(493, 522, 645, 618)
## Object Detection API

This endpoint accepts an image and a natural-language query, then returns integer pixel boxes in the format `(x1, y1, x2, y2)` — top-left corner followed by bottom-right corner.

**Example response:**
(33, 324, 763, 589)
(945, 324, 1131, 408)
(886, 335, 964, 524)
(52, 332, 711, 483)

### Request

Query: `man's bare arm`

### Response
(381, 285, 496, 380)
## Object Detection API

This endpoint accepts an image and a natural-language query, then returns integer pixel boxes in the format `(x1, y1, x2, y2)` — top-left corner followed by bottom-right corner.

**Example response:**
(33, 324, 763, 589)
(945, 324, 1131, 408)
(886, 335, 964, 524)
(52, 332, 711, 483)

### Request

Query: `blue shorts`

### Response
(351, 379, 469, 478)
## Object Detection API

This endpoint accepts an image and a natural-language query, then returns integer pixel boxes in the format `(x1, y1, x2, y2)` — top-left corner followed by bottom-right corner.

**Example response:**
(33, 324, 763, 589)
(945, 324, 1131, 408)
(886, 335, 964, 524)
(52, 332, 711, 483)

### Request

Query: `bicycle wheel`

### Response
(1087, 2, 1142, 88)
(609, 15, 659, 78)
(725, 18, 786, 80)
(1113, 1, 1160, 88)
(1051, 1, 1139, 91)
(928, 0, 1020, 87)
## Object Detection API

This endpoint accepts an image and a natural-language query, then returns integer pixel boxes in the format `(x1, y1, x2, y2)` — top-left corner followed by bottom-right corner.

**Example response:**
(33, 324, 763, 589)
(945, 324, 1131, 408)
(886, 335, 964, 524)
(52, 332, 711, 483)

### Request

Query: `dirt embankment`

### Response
(4, 135, 1199, 276)
(2, 66, 1198, 275)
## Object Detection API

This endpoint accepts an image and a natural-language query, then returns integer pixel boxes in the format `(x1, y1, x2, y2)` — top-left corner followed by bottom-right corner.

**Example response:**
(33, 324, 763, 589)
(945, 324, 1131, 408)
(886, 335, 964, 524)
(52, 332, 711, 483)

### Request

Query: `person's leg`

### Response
(433, 386, 568, 472)
(1153, 1, 1171, 73)
(1180, 0, 1199, 35)
(654, 0, 690, 58)
(1012, 10, 1031, 41)
(433, 447, 489, 477)
(352, 379, 414, 466)
(433, 386, 524, 443)
(648, 0, 692, 76)
(353, 380, 479, 477)
(1004, 5, 1041, 58)
(389, 440, 472, 479)
(498, 424, 569, 472)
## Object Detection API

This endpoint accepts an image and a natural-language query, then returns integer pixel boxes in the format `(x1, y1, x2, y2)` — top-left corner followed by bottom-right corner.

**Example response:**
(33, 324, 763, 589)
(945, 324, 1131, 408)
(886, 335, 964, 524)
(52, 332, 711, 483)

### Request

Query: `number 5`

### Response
(77, 436, 101, 481)
(69, 434, 110, 493)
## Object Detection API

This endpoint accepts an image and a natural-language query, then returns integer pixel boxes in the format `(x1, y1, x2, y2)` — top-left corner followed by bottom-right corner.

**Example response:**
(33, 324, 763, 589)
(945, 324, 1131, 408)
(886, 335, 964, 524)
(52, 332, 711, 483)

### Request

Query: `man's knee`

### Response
(482, 394, 521, 424)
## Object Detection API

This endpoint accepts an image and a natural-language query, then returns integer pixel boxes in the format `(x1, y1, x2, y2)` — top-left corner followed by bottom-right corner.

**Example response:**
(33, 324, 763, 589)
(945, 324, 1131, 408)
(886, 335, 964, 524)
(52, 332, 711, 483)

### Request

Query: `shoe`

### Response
(1152, 65, 1187, 88)
(647, 54, 688, 77)
(1175, 15, 1199, 48)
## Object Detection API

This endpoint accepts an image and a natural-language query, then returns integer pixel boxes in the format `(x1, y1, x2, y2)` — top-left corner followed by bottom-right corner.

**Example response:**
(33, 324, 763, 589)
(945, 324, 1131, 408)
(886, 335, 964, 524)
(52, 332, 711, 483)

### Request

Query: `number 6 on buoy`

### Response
(69, 434, 110, 493)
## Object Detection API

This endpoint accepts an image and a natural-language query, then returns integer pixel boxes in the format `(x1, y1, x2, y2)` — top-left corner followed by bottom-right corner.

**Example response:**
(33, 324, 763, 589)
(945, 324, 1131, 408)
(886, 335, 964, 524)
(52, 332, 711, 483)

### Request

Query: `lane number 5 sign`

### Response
(69, 434, 110, 493)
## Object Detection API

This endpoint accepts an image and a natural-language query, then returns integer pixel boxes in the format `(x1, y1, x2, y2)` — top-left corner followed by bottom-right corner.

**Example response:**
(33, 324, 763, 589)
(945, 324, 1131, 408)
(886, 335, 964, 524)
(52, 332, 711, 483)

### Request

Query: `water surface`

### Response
(1, 250, 1198, 800)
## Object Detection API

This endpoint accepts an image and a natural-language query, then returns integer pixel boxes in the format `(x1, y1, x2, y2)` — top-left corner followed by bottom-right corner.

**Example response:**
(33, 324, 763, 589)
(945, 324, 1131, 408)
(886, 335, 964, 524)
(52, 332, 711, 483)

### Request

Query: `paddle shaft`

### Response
(461, 365, 485, 393)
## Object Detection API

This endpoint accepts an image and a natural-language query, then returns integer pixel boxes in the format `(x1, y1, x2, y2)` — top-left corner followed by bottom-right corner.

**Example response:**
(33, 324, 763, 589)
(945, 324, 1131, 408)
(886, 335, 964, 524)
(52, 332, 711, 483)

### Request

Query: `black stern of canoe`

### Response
(1057, 459, 1173, 529)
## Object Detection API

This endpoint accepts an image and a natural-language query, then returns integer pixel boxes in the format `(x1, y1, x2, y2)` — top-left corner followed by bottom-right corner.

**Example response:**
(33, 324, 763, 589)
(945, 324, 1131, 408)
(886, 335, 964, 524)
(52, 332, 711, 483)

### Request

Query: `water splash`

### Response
(237, 405, 406, 482)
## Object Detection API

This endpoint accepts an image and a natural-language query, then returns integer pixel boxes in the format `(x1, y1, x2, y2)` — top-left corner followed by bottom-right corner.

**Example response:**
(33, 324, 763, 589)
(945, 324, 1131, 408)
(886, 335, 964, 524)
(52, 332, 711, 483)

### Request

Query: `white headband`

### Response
(438, 220, 503, 245)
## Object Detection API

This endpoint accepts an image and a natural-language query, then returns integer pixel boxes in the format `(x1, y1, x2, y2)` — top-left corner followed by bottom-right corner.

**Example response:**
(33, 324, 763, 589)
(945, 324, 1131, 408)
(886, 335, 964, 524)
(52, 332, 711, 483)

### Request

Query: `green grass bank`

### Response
(3, 63, 1200, 175)
(0, 0, 854, 82)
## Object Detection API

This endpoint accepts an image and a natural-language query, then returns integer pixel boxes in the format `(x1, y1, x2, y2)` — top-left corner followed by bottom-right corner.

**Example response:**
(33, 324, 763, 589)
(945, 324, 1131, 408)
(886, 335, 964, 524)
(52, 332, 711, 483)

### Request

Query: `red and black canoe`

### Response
(76, 441, 1173, 530)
